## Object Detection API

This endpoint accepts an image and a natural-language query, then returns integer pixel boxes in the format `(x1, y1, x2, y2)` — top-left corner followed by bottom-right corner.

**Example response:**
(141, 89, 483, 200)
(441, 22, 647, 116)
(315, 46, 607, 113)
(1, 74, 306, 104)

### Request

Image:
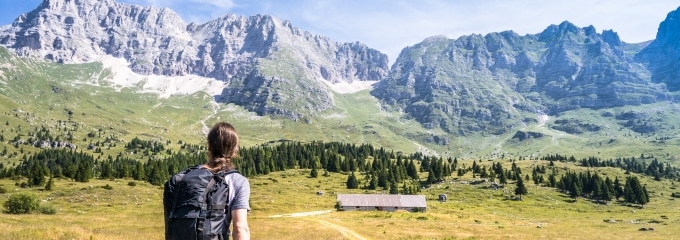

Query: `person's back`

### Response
(164, 166, 235, 239)
(164, 122, 250, 240)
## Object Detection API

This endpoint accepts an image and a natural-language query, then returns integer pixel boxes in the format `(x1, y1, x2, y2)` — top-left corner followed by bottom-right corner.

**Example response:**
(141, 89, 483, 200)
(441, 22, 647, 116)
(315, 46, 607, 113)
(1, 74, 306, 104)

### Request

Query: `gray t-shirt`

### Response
(224, 172, 250, 230)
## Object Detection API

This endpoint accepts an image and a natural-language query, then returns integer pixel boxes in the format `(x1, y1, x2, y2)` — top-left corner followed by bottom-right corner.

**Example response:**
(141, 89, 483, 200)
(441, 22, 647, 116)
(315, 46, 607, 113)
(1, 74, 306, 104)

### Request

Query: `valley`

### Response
(0, 0, 680, 239)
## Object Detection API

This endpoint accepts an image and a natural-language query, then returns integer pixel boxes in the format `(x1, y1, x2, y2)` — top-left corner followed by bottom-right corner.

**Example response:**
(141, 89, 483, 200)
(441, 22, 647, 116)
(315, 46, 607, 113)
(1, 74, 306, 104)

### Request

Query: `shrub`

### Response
(39, 205, 57, 215)
(4, 192, 40, 214)
(127, 181, 137, 186)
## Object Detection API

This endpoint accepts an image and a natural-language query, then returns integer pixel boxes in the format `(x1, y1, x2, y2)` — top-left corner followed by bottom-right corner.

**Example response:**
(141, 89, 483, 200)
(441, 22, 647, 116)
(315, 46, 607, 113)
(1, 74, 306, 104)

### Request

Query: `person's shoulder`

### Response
(224, 170, 248, 181)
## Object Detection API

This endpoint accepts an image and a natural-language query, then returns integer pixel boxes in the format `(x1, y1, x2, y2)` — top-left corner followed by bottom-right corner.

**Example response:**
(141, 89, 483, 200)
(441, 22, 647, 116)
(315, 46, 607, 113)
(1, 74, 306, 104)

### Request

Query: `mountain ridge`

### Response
(1, 0, 680, 158)
(372, 18, 678, 136)
(0, 0, 389, 120)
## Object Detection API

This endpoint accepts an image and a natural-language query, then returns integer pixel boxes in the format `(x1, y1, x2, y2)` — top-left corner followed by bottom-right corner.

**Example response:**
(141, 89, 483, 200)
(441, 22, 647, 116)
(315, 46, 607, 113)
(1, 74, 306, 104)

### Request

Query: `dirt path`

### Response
(317, 220, 367, 240)
(269, 210, 367, 239)
(268, 210, 332, 218)
(200, 101, 220, 134)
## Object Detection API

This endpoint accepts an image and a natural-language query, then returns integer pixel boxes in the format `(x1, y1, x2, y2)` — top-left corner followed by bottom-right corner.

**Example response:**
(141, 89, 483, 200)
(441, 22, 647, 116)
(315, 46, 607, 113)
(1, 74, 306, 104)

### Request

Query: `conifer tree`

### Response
(45, 177, 54, 191)
(499, 170, 507, 184)
(389, 181, 398, 194)
(515, 177, 528, 200)
(640, 186, 649, 206)
(346, 172, 359, 189)
(614, 177, 624, 200)
(310, 163, 318, 178)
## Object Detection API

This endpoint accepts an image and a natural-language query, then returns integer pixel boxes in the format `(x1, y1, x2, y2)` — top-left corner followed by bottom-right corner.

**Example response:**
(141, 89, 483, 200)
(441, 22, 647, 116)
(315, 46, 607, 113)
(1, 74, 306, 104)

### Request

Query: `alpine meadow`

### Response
(1, 0, 680, 239)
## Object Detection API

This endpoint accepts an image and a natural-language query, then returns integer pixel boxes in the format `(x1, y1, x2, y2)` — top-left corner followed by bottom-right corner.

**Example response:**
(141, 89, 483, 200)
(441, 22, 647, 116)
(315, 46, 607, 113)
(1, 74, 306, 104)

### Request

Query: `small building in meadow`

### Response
(336, 194, 427, 212)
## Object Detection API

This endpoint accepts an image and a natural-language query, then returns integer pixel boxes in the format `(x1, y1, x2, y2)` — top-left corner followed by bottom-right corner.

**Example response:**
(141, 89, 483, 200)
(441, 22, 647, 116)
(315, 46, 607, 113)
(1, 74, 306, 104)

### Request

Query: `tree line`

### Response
(0, 141, 424, 191)
(0, 141, 672, 207)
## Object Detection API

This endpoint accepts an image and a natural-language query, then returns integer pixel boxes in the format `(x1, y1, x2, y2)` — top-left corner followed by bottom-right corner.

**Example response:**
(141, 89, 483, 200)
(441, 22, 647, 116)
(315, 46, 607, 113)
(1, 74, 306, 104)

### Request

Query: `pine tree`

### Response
(368, 175, 377, 190)
(427, 170, 436, 184)
(45, 177, 54, 191)
(499, 170, 507, 184)
(389, 181, 398, 194)
(346, 172, 359, 189)
(310, 164, 319, 178)
(27, 161, 47, 187)
(134, 161, 145, 180)
(599, 180, 612, 203)
(640, 186, 649, 206)
(515, 177, 528, 200)
(614, 177, 624, 200)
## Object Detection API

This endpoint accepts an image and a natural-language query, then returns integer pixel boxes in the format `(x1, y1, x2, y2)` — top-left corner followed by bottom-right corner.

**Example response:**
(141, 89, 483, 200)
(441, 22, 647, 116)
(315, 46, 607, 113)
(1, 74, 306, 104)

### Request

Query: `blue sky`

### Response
(0, 0, 678, 62)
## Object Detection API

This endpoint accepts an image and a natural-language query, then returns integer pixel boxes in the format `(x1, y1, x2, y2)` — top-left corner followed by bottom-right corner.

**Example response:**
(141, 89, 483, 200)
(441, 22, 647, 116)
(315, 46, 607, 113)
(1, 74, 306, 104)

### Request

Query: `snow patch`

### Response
(320, 113, 346, 119)
(537, 114, 550, 127)
(319, 79, 378, 94)
(98, 56, 226, 98)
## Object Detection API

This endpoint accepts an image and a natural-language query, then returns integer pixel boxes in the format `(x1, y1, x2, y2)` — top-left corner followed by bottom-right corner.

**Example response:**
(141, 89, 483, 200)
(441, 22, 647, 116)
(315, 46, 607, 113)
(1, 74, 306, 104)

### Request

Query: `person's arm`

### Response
(230, 176, 250, 240)
(231, 208, 250, 240)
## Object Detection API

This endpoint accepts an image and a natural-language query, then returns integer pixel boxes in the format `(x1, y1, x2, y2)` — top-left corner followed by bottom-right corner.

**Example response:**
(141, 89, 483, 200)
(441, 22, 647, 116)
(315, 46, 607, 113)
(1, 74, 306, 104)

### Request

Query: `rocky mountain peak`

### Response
(374, 17, 671, 135)
(0, 0, 389, 121)
(601, 29, 622, 46)
(538, 21, 581, 41)
(655, 6, 680, 46)
(635, 6, 680, 91)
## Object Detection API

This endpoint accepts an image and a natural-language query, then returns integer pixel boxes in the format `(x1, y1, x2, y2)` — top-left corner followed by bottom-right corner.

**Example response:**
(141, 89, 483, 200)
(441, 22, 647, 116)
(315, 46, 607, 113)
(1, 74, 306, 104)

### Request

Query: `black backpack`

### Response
(163, 165, 238, 240)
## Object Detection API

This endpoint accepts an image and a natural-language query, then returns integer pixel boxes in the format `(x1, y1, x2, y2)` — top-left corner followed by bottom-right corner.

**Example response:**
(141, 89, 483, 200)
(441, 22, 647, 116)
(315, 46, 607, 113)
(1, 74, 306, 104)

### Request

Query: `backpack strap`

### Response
(203, 177, 217, 210)
(209, 170, 239, 210)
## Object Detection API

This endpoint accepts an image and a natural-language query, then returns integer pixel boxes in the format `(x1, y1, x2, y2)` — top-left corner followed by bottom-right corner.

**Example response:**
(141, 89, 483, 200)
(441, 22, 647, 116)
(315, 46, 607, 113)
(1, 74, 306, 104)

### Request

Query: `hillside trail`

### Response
(318, 220, 367, 240)
(200, 101, 220, 134)
(269, 210, 367, 240)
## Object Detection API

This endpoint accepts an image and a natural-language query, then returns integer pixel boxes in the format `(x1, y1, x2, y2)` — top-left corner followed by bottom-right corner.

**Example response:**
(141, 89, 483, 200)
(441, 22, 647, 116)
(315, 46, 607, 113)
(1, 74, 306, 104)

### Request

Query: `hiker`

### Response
(164, 122, 251, 240)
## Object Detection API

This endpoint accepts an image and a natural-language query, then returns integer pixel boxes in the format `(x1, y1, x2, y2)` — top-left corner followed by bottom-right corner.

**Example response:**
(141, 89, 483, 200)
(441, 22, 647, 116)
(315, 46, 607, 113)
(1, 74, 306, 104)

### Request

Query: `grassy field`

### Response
(0, 159, 677, 240)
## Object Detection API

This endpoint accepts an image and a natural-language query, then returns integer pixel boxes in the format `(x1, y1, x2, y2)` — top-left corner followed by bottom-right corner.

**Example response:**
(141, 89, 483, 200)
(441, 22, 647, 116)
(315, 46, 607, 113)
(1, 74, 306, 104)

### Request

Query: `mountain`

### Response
(0, 0, 389, 120)
(636, 6, 680, 91)
(2, 0, 680, 158)
(372, 20, 676, 136)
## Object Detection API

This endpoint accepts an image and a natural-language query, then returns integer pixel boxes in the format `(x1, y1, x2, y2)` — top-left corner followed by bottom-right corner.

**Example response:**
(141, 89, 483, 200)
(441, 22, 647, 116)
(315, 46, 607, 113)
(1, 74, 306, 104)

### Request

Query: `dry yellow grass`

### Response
(0, 161, 678, 240)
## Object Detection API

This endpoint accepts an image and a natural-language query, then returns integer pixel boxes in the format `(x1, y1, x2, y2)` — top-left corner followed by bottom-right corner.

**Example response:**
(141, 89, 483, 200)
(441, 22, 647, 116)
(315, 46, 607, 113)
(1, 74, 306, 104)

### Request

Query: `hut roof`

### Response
(336, 194, 427, 208)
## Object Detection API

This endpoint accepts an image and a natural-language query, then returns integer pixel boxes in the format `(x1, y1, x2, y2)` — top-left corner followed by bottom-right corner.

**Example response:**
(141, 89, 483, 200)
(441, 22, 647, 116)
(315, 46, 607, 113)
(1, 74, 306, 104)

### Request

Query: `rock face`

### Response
(636, 6, 680, 91)
(373, 20, 673, 135)
(0, 0, 389, 120)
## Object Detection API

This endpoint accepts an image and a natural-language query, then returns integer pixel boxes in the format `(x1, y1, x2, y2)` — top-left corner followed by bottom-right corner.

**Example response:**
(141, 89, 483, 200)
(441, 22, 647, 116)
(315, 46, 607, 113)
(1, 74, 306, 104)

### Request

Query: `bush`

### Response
(4, 192, 40, 214)
(127, 181, 137, 186)
(39, 205, 57, 215)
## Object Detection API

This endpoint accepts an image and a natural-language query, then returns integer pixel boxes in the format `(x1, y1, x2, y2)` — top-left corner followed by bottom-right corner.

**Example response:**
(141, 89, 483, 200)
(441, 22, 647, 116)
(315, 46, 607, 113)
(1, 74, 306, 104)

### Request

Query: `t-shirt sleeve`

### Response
(231, 176, 250, 211)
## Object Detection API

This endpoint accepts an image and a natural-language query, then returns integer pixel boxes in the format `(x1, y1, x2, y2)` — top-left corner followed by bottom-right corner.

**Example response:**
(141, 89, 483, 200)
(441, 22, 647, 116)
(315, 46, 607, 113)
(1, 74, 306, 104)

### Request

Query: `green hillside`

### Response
(2, 46, 680, 167)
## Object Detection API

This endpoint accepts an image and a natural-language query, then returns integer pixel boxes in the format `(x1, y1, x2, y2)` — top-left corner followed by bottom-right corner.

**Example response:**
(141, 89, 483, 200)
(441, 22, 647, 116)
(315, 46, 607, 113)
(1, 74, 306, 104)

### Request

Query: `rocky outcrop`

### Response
(0, 0, 389, 120)
(512, 131, 545, 141)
